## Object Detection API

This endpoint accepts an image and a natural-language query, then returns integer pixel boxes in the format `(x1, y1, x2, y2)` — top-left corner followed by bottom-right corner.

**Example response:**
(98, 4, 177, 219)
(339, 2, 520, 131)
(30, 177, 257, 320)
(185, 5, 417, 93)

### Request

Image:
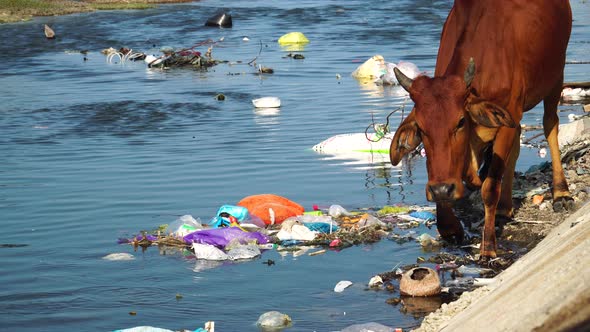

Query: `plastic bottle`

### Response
(328, 204, 351, 218)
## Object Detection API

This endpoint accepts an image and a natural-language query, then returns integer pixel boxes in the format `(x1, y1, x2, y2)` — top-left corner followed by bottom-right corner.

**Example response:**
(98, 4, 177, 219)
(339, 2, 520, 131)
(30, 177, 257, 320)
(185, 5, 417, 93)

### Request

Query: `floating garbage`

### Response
(168, 215, 203, 237)
(216, 205, 249, 221)
(252, 97, 281, 108)
(183, 227, 270, 248)
(191, 243, 261, 261)
(417, 233, 440, 248)
(226, 244, 261, 260)
(377, 205, 411, 215)
(113, 326, 174, 332)
(256, 311, 292, 330)
(456, 265, 494, 277)
(444, 277, 494, 288)
(192, 243, 228, 261)
(351, 55, 386, 80)
(277, 218, 318, 241)
(144, 54, 164, 66)
(237, 194, 304, 225)
(44, 24, 55, 39)
(205, 12, 232, 28)
(341, 322, 396, 332)
(278, 32, 309, 45)
(114, 321, 214, 332)
(352, 56, 423, 86)
(328, 204, 351, 218)
(102, 253, 135, 261)
(378, 61, 423, 86)
(399, 267, 441, 297)
(538, 147, 547, 158)
(313, 132, 394, 154)
(334, 280, 353, 293)
(409, 210, 436, 221)
(358, 213, 387, 228)
(368, 275, 384, 288)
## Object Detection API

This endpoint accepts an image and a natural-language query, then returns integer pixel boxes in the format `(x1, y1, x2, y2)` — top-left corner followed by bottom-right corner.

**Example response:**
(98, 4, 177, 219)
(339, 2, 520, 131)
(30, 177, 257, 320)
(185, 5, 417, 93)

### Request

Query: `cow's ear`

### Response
(466, 98, 516, 128)
(390, 110, 422, 166)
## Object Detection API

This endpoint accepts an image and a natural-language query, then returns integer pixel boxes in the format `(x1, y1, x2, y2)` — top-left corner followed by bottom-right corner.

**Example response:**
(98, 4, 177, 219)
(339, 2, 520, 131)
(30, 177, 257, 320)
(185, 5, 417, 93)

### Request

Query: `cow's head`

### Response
(389, 59, 516, 203)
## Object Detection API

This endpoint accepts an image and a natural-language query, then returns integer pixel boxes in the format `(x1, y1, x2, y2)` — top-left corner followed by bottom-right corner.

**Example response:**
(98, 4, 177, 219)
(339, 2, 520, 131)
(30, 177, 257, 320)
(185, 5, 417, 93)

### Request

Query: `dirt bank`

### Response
(0, 0, 193, 23)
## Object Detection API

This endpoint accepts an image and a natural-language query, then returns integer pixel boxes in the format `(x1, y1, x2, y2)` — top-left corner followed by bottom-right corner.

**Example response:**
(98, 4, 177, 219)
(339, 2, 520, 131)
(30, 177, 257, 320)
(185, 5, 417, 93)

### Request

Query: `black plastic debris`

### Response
(205, 12, 232, 28)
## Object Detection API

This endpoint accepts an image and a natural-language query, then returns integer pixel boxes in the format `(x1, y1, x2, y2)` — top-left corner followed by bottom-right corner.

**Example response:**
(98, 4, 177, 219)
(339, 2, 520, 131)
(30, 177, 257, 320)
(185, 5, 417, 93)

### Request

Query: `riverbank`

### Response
(0, 0, 193, 23)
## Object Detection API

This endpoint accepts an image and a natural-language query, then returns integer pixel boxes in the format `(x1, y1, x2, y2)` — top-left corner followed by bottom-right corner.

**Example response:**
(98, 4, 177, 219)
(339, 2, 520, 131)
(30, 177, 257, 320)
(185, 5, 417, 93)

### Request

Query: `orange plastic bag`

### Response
(237, 194, 304, 225)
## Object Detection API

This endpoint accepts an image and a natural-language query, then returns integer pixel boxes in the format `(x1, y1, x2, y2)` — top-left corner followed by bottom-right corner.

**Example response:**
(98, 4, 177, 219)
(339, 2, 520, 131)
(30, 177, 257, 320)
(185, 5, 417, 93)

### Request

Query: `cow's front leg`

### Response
(497, 125, 521, 220)
(480, 127, 518, 258)
(436, 202, 464, 244)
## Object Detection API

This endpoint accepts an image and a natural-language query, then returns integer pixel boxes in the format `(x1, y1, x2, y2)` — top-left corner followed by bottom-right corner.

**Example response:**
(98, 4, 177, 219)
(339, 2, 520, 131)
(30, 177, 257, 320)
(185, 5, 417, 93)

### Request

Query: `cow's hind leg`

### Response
(436, 202, 464, 244)
(543, 83, 573, 211)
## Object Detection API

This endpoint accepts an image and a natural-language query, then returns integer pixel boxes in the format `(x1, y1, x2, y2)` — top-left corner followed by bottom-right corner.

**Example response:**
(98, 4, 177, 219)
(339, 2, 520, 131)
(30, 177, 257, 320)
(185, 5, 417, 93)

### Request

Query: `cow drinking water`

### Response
(389, 0, 574, 258)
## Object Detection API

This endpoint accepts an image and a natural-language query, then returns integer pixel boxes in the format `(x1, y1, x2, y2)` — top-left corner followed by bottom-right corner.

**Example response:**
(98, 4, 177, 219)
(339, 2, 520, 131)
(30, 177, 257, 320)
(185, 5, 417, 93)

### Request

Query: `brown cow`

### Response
(389, 0, 573, 258)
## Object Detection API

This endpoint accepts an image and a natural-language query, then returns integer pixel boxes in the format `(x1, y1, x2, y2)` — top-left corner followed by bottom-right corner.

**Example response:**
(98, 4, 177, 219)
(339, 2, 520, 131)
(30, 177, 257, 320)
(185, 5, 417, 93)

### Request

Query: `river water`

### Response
(0, 1, 588, 331)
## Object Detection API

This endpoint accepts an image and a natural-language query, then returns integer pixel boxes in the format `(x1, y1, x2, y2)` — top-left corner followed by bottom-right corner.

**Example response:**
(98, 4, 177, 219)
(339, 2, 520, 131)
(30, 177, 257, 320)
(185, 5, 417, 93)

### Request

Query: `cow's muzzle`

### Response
(427, 183, 456, 202)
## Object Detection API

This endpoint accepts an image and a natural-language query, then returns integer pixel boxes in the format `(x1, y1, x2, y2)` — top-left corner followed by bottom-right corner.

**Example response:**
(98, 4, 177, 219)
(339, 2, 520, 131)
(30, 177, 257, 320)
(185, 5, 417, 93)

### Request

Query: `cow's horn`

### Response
(394, 67, 413, 92)
(464, 57, 475, 87)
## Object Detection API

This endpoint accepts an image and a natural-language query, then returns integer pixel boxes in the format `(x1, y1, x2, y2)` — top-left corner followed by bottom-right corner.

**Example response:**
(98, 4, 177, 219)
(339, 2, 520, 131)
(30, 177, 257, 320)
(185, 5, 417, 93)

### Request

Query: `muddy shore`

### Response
(0, 0, 193, 23)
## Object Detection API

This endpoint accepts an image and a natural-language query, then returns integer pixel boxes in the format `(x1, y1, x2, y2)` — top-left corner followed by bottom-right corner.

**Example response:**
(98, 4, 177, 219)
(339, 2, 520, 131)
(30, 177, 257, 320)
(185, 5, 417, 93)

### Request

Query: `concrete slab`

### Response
(437, 202, 590, 332)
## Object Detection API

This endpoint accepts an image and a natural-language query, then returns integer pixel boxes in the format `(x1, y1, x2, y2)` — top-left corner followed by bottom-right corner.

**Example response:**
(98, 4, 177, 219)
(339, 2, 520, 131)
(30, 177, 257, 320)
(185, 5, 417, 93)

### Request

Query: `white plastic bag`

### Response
(227, 244, 261, 260)
(191, 243, 228, 261)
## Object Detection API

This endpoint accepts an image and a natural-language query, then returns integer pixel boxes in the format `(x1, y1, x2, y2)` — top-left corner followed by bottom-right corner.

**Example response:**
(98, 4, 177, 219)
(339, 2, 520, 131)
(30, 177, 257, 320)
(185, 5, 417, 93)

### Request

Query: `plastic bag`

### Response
(191, 243, 228, 261)
(227, 244, 261, 260)
(351, 55, 386, 80)
(168, 215, 203, 237)
(215, 205, 249, 221)
(183, 227, 270, 248)
(276, 218, 318, 241)
(357, 213, 386, 228)
(328, 204, 351, 218)
(237, 194, 304, 225)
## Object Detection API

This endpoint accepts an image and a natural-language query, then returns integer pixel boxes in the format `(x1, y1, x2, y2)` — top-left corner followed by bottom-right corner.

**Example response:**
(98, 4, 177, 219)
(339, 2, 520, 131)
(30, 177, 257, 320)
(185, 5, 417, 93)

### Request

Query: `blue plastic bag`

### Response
(409, 211, 436, 221)
(216, 205, 249, 221)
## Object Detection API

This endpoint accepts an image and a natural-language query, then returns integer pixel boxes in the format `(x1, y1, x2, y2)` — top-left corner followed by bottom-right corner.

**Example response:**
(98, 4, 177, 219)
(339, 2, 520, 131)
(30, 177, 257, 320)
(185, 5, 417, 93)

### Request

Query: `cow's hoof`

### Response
(479, 248, 497, 259)
(553, 196, 575, 212)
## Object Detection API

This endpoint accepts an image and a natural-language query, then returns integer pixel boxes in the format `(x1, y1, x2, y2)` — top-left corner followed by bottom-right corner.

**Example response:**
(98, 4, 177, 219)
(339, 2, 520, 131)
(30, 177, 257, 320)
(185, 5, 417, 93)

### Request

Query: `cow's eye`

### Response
(457, 117, 465, 129)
